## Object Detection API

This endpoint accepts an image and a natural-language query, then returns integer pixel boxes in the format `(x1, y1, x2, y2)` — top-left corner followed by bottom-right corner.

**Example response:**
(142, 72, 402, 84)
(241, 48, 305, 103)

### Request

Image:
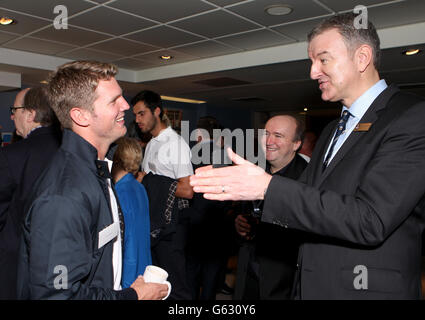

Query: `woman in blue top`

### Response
(112, 137, 151, 288)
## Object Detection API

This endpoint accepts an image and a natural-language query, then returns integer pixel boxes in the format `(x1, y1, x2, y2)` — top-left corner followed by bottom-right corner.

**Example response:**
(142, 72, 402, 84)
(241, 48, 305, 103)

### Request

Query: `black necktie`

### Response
(323, 110, 352, 171)
(95, 160, 125, 249)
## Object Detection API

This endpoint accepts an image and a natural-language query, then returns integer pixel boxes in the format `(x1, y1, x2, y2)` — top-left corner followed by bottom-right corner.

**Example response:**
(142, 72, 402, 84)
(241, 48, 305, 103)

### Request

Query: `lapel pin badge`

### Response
(353, 123, 372, 132)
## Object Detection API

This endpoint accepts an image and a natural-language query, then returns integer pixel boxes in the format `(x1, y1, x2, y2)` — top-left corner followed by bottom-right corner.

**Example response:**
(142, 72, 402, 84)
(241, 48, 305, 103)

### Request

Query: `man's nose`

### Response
(266, 135, 274, 145)
(121, 99, 130, 111)
(310, 61, 321, 80)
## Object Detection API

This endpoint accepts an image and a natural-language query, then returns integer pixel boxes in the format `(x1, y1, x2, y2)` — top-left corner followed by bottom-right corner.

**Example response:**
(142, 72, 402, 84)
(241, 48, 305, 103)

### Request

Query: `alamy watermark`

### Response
(154, 121, 267, 170)
(53, 5, 68, 30)
(353, 5, 368, 29)
(353, 265, 368, 290)
(53, 265, 68, 290)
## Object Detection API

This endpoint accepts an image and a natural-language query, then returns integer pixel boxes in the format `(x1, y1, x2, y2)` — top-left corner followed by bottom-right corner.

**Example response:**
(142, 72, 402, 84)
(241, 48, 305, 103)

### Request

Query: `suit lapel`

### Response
(316, 84, 400, 187)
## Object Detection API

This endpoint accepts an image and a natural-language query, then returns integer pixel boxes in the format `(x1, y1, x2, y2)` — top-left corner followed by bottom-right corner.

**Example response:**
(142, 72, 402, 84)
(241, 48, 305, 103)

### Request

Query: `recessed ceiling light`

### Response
(402, 49, 421, 56)
(160, 55, 173, 60)
(264, 4, 293, 16)
(0, 17, 16, 25)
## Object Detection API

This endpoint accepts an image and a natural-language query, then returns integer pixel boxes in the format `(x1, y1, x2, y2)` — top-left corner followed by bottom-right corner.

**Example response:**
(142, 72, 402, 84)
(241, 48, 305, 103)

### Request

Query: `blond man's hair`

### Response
(113, 137, 143, 176)
(46, 60, 117, 129)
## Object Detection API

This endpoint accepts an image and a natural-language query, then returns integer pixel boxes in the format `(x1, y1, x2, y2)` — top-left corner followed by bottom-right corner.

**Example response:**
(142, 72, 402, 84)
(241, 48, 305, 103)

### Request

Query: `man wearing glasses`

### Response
(0, 87, 61, 299)
(9, 88, 30, 138)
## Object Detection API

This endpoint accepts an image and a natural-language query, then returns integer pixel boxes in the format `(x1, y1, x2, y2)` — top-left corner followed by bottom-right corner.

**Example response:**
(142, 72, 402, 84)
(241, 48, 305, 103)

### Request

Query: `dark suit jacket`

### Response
(262, 84, 425, 299)
(186, 141, 231, 255)
(17, 129, 137, 300)
(0, 126, 61, 299)
(142, 172, 179, 247)
(234, 154, 307, 300)
(257, 154, 308, 299)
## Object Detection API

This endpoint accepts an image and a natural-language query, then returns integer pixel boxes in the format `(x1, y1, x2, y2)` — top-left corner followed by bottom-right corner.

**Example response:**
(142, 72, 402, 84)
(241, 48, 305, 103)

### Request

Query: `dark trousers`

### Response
(0, 217, 20, 299)
(186, 251, 226, 300)
(151, 224, 191, 300)
(234, 242, 260, 300)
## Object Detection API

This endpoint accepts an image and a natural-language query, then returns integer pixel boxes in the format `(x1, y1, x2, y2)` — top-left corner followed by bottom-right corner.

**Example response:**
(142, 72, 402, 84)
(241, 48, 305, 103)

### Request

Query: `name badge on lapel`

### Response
(98, 222, 119, 249)
(353, 123, 372, 132)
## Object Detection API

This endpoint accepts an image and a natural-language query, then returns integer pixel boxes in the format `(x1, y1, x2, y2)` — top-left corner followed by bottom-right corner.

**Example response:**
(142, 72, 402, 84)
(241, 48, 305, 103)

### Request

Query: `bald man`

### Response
(234, 115, 308, 300)
(10, 88, 30, 138)
(0, 87, 61, 299)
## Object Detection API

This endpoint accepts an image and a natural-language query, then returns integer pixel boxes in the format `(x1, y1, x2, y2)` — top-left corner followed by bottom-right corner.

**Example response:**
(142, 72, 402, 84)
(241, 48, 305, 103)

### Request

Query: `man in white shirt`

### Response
(133, 90, 193, 299)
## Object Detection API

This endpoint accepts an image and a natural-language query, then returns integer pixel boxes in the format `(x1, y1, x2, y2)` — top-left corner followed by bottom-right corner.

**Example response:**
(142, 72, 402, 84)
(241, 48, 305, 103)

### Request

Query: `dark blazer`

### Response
(17, 129, 137, 300)
(257, 154, 308, 299)
(234, 154, 307, 300)
(185, 141, 233, 300)
(142, 172, 179, 247)
(0, 126, 61, 299)
(262, 85, 425, 299)
(187, 141, 231, 255)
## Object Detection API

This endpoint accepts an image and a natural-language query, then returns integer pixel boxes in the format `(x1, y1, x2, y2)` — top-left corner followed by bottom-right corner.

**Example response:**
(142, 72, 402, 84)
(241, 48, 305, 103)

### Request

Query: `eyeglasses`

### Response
(10, 106, 24, 115)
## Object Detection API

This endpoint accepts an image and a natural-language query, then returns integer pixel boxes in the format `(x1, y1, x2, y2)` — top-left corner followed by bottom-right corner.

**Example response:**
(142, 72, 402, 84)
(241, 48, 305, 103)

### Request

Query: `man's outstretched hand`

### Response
(190, 148, 272, 201)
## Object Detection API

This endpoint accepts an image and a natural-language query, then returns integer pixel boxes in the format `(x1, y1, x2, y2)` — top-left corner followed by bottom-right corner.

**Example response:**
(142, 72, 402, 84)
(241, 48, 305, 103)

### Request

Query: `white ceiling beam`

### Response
(0, 70, 21, 89)
(378, 21, 425, 49)
(0, 47, 135, 82)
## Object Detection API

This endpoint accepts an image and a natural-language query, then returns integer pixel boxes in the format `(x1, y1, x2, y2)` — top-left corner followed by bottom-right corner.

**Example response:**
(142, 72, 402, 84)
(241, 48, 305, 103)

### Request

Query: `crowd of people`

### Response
(1, 12, 425, 300)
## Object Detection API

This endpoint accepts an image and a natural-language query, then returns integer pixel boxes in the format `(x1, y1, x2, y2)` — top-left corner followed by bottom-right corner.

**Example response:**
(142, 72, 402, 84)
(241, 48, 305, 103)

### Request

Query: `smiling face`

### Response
(262, 115, 301, 172)
(87, 77, 129, 148)
(308, 28, 360, 106)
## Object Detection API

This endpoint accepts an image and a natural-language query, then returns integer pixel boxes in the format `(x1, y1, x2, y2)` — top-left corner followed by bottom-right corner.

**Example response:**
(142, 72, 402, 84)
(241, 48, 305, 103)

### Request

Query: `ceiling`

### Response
(1, 0, 425, 112)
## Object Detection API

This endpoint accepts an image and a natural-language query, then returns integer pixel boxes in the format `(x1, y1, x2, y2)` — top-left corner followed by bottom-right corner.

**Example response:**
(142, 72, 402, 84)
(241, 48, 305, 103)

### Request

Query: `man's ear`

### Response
(293, 140, 302, 152)
(69, 107, 90, 127)
(154, 106, 161, 118)
(356, 44, 373, 73)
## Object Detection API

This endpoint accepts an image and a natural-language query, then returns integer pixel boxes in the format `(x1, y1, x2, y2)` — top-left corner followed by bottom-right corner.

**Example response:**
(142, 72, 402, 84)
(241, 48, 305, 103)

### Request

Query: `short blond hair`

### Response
(46, 60, 117, 129)
(113, 137, 142, 175)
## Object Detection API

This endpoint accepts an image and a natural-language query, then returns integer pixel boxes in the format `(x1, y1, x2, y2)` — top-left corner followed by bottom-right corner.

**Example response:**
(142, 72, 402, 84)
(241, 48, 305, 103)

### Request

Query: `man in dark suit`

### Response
(0, 86, 61, 299)
(185, 116, 233, 300)
(190, 13, 425, 299)
(16, 61, 168, 300)
(233, 115, 307, 300)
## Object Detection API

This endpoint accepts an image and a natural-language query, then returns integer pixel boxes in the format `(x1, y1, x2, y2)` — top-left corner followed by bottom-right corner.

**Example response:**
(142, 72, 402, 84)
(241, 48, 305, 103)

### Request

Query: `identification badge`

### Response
(353, 123, 372, 132)
(98, 222, 119, 249)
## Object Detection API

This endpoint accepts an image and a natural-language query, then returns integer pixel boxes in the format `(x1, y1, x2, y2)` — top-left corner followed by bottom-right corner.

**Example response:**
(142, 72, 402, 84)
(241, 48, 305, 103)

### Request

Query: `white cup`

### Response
(143, 265, 172, 300)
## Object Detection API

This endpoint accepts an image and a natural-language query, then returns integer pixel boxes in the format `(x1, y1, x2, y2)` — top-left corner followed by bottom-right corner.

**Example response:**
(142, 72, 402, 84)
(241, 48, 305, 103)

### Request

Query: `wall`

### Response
(0, 89, 21, 133)
(124, 99, 254, 140)
(1, 91, 255, 142)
